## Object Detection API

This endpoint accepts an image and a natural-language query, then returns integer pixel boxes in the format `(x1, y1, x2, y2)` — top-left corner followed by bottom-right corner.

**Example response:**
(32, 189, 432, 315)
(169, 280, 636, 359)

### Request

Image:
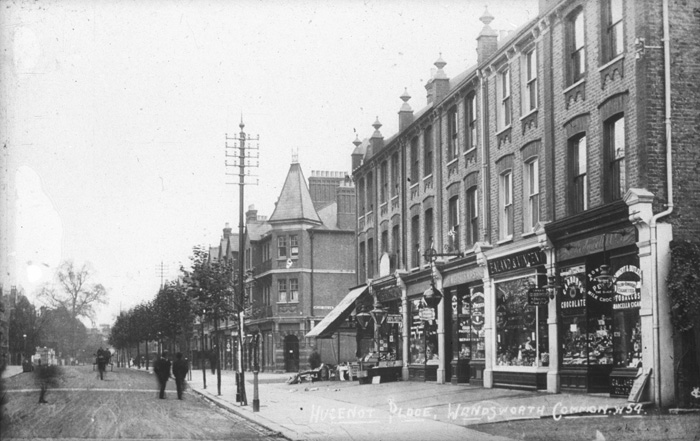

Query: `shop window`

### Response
(605, 115, 626, 202)
(602, 0, 624, 63)
(454, 287, 485, 361)
(499, 170, 513, 240)
(424, 125, 433, 176)
(410, 136, 419, 184)
(447, 106, 459, 161)
(410, 298, 438, 365)
(522, 48, 538, 113)
(567, 8, 586, 84)
(465, 93, 477, 152)
(495, 277, 549, 367)
(466, 186, 479, 246)
(470, 289, 486, 360)
(497, 68, 512, 130)
(277, 235, 287, 258)
(524, 158, 540, 232)
(611, 255, 642, 368)
(289, 278, 299, 303)
(290, 234, 299, 257)
(569, 135, 588, 214)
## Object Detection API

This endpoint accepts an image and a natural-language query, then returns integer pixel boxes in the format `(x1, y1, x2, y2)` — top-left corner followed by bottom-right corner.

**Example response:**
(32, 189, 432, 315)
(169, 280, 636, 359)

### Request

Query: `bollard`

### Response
(253, 370, 260, 412)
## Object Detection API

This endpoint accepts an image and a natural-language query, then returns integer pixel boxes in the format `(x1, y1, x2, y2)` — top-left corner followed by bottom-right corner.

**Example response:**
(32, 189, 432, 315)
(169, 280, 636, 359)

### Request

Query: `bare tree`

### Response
(37, 260, 108, 359)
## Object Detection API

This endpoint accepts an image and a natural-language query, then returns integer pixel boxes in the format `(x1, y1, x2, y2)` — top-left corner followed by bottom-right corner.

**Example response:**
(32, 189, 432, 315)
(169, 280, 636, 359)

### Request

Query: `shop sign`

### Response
(376, 285, 401, 302)
(386, 314, 402, 324)
(471, 292, 485, 331)
(488, 248, 546, 276)
(527, 288, 549, 306)
(419, 308, 435, 321)
(561, 273, 586, 310)
(587, 266, 614, 302)
(613, 265, 642, 309)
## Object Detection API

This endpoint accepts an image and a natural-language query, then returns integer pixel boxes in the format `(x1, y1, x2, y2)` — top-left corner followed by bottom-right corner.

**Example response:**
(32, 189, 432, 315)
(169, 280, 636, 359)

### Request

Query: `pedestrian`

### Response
(153, 351, 172, 399)
(96, 347, 107, 380)
(209, 348, 218, 375)
(172, 352, 189, 400)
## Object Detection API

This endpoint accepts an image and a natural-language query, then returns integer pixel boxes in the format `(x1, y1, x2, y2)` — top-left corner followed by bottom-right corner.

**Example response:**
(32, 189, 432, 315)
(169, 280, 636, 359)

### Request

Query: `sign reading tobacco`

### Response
(527, 288, 549, 306)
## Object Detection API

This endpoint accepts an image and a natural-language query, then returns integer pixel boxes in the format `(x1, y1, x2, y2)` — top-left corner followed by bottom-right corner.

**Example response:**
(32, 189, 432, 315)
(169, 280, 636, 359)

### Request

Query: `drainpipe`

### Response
(649, 0, 673, 409)
(477, 69, 490, 244)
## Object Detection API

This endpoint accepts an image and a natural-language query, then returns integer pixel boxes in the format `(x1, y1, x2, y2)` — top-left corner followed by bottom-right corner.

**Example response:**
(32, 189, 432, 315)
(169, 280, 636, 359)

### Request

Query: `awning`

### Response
(305, 285, 368, 339)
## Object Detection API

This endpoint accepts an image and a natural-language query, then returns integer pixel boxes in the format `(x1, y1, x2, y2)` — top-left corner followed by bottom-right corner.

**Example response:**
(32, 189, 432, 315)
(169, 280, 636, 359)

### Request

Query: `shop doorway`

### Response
(284, 335, 299, 372)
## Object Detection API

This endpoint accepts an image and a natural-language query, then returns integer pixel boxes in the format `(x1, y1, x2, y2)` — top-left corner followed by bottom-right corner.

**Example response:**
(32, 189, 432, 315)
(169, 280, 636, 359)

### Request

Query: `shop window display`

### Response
(471, 289, 486, 360)
(410, 298, 438, 365)
(612, 261, 642, 368)
(495, 277, 549, 367)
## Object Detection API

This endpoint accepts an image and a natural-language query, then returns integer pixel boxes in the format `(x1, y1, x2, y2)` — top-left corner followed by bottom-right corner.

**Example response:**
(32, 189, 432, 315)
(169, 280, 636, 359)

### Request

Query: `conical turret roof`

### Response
(268, 162, 322, 225)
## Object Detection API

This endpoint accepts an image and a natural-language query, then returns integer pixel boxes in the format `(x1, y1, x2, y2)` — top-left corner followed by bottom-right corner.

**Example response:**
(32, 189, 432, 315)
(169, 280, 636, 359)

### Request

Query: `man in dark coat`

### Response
(172, 352, 189, 400)
(153, 351, 172, 399)
(96, 347, 107, 380)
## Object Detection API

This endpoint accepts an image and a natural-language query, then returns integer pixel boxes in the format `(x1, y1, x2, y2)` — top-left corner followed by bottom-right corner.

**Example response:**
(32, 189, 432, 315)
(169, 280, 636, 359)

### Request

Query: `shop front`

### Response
(487, 246, 550, 391)
(402, 272, 441, 382)
(554, 226, 640, 395)
(442, 261, 485, 385)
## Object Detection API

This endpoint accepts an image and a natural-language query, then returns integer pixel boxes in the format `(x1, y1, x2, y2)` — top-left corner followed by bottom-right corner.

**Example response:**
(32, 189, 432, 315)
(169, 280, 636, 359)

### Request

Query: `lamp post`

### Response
(23, 334, 27, 362)
(200, 310, 206, 390)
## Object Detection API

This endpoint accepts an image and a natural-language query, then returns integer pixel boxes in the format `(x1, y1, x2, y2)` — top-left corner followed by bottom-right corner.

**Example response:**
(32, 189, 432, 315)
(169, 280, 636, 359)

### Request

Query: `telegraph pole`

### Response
(155, 261, 168, 289)
(225, 117, 258, 406)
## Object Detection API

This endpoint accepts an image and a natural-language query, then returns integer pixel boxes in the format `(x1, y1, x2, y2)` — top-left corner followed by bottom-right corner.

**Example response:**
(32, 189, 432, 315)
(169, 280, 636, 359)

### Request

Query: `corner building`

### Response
(349, 0, 699, 408)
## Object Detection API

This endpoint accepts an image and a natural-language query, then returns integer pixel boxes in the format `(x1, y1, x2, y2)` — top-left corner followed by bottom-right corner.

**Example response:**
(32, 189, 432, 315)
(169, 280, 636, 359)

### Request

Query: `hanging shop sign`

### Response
(375, 285, 402, 302)
(527, 288, 549, 306)
(487, 248, 546, 276)
(419, 308, 435, 321)
(386, 314, 402, 324)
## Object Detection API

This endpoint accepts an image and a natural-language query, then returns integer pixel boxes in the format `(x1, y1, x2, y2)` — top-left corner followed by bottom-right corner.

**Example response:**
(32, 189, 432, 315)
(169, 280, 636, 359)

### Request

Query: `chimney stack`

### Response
(476, 7, 499, 65)
(398, 88, 414, 131)
(351, 134, 364, 171)
(425, 54, 450, 105)
(223, 222, 232, 238)
(245, 205, 258, 223)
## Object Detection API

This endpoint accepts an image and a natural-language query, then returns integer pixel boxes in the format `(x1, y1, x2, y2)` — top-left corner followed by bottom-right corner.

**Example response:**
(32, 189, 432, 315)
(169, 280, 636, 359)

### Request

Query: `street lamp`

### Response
(23, 334, 27, 362)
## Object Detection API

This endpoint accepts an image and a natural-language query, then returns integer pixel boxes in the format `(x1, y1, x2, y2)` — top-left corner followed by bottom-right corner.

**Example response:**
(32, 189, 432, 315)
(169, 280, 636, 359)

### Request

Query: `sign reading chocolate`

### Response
(487, 248, 546, 276)
(561, 273, 586, 310)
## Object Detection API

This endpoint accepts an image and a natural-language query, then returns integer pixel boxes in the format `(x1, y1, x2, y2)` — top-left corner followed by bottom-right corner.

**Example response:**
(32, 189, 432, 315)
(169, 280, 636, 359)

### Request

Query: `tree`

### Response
(181, 246, 238, 396)
(39, 307, 87, 360)
(37, 260, 108, 359)
(9, 294, 39, 363)
(152, 281, 195, 354)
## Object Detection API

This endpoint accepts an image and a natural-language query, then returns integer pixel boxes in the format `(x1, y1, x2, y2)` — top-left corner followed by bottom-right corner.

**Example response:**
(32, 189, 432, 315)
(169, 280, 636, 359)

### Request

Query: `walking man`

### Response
(96, 347, 107, 380)
(172, 352, 189, 400)
(153, 351, 172, 399)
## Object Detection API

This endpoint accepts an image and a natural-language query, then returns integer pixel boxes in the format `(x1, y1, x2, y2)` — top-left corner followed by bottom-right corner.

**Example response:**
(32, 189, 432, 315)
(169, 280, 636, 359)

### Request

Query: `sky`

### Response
(2, 0, 538, 326)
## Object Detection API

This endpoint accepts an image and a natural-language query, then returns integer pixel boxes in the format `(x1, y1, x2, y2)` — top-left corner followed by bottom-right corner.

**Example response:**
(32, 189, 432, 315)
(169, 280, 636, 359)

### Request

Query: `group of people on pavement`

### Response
(153, 351, 189, 399)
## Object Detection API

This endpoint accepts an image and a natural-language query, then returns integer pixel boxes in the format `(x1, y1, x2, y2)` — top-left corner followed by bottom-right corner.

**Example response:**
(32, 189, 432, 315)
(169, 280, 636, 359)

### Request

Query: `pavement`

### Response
(181, 367, 633, 441)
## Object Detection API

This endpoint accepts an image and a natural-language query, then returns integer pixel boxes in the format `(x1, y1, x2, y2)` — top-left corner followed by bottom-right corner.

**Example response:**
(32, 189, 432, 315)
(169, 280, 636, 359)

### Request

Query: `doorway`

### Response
(284, 335, 299, 372)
